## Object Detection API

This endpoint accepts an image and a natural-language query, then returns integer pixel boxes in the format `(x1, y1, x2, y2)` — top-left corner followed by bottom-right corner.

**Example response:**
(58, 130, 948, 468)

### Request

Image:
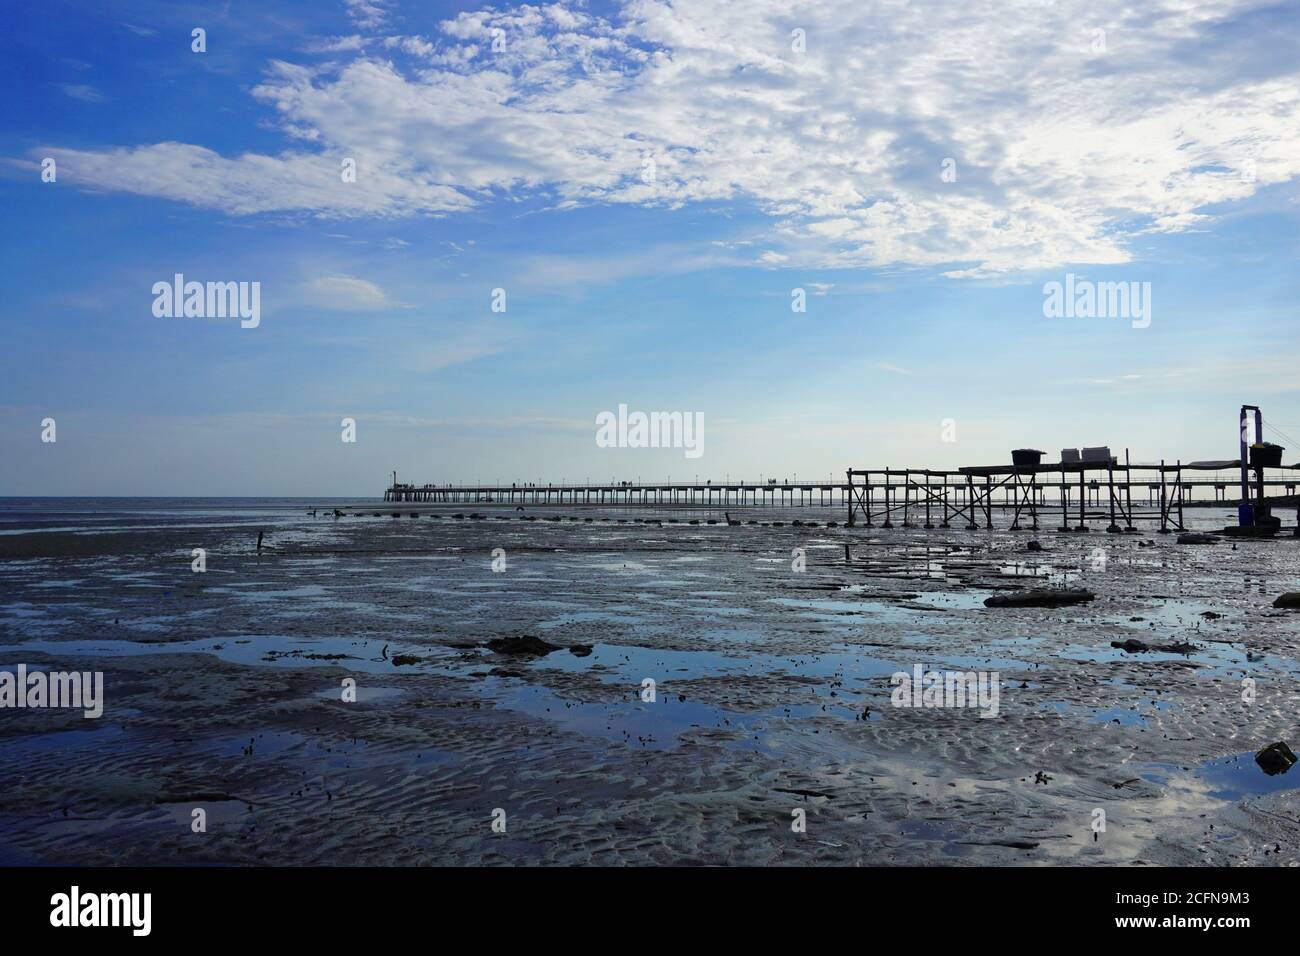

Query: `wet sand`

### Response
(2, 505, 1299, 865)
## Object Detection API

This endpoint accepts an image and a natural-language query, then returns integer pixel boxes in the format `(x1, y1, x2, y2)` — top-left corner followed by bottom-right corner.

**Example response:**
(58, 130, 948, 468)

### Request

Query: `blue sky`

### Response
(3, 0, 1300, 495)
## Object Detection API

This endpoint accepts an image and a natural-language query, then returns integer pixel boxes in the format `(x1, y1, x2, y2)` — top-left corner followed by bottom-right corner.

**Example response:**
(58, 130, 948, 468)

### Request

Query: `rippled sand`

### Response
(2, 506, 1299, 865)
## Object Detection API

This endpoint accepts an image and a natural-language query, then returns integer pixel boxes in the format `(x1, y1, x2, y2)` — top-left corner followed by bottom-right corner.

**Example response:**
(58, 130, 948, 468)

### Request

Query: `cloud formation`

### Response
(61, 84, 104, 103)
(345, 0, 392, 31)
(304, 274, 396, 310)
(30, 0, 1300, 274)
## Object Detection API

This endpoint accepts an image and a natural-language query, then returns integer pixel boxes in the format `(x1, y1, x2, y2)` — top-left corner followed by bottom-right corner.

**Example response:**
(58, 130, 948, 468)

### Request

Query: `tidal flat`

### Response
(1, 503, 1298, 866)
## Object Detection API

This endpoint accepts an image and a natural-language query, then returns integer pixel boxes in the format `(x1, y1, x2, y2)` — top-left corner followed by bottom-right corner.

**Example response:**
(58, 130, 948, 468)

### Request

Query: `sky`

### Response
(3, 0, 1300, 496)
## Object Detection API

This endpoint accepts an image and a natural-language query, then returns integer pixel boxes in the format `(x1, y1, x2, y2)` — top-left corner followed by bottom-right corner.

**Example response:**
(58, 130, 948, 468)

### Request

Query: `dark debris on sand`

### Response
(486, 634, 562, 656)
(984, 587, 1095, 608)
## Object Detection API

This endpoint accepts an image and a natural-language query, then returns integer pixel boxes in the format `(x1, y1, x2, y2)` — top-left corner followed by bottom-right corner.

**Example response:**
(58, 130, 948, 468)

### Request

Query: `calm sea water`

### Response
(0, 497, 376, 535)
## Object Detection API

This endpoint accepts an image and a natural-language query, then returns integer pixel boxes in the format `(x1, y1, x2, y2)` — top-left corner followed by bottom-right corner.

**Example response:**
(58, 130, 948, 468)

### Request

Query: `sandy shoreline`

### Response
(2, 506, 1299, 865)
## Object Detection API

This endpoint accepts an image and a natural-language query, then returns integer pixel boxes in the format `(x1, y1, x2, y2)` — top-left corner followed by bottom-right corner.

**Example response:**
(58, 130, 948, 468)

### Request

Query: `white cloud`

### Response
(28, 0, 1300, 275)
(304, 35, 367, 53)
(345, 0, 390, 31)
(34, 140, 472, 217)
(382, 35, 436, 57)
(305, 274, 395, 310)
(62, 84, 103, 103)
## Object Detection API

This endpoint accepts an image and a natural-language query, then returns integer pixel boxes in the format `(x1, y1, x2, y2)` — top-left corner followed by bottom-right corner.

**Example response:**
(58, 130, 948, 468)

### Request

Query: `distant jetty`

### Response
(384, 406, 1300, 535)
(382, 457, 1298, 534)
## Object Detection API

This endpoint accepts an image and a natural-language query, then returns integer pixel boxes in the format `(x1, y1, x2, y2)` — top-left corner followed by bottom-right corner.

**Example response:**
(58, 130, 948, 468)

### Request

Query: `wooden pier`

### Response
(384, 479, 848, 508)
(383, 457, 1299, 532)
(846, 457, 1299, 532)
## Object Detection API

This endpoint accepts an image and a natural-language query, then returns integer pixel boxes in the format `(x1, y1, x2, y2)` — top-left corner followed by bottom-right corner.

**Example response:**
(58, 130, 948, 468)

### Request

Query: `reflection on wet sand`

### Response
(1, 501, 1299, 865)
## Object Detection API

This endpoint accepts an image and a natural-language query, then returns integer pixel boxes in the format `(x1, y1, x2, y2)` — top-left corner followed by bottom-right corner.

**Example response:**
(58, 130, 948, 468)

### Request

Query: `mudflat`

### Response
(1, 506, 1298, 865)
